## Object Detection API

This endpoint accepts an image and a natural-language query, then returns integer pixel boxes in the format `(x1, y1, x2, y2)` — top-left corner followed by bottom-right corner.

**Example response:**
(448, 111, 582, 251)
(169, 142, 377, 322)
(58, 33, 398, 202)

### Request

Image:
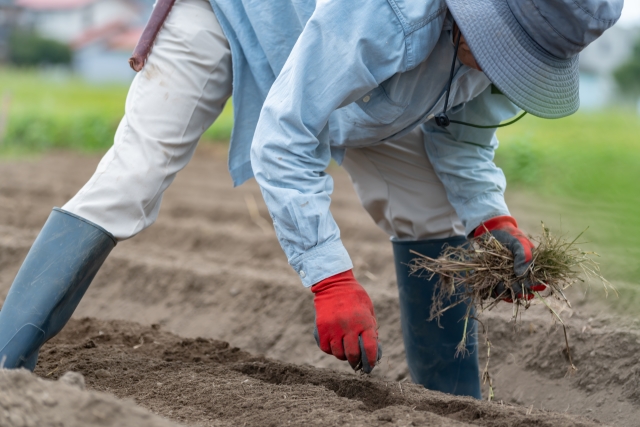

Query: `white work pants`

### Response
(343, 130, 464, 241)
(64, 0, 232, 239)
(64, 0, 462, 242)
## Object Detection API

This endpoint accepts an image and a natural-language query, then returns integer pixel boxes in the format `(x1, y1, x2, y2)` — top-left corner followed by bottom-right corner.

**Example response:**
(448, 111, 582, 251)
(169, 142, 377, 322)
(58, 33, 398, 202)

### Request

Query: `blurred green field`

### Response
(496, 112, 640, 285)
(0, 68, 233, 155)
(1, 68, 638, 283)
(496, 111, 640, 207)
(3, 68, 636, 201)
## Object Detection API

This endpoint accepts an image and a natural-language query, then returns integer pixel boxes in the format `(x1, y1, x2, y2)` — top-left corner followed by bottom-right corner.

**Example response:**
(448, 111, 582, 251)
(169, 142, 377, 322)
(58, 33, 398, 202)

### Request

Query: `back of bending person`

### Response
(0, 0, 621, 398)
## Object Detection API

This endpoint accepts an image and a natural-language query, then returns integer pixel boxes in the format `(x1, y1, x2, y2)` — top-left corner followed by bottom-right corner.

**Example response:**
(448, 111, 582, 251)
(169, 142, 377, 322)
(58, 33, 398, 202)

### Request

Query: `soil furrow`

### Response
(33, 317, 599, 427)
(1, 148, 637, 425)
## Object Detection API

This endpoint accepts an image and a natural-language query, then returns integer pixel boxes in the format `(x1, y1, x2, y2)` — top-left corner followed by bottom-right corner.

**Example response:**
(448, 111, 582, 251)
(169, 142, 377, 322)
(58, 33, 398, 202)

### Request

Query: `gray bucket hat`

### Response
(446, 0, 623, 118)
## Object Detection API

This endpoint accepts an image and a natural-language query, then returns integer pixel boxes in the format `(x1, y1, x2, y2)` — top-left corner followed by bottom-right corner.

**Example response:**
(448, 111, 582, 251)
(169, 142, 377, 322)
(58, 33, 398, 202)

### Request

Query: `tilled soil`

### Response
(31, 317, 597, 427)
(1, 369, 177, 427)
(1, 146, 639, 426)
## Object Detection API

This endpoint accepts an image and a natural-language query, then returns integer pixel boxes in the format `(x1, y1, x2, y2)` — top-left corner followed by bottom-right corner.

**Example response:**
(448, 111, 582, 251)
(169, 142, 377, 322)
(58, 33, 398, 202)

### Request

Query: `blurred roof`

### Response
(107, 27, 142, 50)
(580, 25, 640, 75)
(72, 21, 141, 51)
(17, 0, 102, 10)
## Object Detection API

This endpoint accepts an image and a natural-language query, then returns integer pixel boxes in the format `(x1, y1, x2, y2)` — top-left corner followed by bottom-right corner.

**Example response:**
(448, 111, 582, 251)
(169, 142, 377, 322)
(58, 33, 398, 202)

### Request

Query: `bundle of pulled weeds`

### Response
(409, 223, 614, 396)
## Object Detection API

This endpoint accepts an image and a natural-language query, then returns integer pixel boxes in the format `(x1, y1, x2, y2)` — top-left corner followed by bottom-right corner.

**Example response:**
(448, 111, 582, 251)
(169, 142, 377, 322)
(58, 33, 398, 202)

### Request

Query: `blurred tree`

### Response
(8, 30, 72, 66)
(614, 37, 640, 96)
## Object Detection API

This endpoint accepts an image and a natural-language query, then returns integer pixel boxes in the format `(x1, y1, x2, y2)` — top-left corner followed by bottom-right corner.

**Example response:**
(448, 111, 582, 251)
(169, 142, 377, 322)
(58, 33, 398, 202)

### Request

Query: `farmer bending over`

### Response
(0, 0, 622, 398)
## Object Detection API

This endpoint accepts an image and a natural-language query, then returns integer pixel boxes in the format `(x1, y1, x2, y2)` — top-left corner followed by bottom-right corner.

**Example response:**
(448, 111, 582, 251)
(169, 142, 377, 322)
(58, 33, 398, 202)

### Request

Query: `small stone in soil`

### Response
(378, 414, 393, 422)
(59, 371, 86, 390)
(95, 369, 112, 379)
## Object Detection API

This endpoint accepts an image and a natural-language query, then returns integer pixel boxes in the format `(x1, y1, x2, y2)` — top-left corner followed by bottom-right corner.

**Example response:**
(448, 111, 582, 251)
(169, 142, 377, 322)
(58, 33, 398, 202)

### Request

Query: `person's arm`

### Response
(423, 86, 546, 301)
(251, 1, 408, 287)
(250, 0, 445, 372)
(421, 85, 520, 235)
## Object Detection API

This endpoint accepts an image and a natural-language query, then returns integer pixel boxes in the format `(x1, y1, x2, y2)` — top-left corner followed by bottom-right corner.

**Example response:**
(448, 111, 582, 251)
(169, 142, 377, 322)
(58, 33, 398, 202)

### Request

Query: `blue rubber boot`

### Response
(392, 236, 481, 399)
(0, 208, 116, 370)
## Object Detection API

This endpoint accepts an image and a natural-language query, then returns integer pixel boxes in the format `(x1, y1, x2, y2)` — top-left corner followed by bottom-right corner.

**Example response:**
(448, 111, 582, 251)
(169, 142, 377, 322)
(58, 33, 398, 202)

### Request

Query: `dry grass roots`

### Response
(409, 223, 614, 400)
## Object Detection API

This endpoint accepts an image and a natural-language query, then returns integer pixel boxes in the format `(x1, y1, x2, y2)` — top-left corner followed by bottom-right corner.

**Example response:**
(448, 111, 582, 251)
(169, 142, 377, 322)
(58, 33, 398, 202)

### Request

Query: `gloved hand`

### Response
(473, 215, 546, 302)
(312, 270, 382, 373)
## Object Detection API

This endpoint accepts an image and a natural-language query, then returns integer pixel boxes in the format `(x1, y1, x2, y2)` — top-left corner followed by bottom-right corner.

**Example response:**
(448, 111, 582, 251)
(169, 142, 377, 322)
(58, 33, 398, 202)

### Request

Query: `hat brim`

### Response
(446, 0, 580, 119)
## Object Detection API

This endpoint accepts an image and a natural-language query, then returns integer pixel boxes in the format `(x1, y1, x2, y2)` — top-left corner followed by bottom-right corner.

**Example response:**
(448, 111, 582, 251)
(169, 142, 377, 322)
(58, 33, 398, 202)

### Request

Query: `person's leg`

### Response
(64, 0, 232, 239)
(0, 0, 232, 370)
(342, 128, 481, 398)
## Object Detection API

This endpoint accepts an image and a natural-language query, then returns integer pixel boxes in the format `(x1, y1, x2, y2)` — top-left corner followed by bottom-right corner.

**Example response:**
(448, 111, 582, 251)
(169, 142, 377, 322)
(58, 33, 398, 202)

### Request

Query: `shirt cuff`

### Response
(459, 192, 510, 236)
(289, 240, 354, 287)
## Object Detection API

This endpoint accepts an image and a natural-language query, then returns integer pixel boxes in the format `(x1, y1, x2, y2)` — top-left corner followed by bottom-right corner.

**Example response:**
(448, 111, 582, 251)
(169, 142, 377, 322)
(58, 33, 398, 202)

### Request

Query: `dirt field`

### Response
(1, 146, 639, 426)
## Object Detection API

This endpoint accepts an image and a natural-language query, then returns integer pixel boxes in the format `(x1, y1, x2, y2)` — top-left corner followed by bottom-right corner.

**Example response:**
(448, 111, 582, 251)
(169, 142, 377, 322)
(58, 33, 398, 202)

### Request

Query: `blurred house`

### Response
(71, 22, 141, 82)
(0, 0, 18, 61)
(14, 0, 150, 82)
(15, 0, 139, 43)
(579, 25, 640, 109)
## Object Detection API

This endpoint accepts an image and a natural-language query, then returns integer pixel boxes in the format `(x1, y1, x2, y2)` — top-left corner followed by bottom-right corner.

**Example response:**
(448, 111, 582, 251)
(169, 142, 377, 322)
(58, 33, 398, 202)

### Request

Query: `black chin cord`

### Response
(434, 30, 462, 128)
(435, 29, 527, 129)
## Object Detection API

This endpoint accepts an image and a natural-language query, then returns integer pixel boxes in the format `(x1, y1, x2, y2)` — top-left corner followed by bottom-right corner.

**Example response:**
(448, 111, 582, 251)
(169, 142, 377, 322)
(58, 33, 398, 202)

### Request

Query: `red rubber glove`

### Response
(474, 216, 546, 302)
(311, 270, 382, 373)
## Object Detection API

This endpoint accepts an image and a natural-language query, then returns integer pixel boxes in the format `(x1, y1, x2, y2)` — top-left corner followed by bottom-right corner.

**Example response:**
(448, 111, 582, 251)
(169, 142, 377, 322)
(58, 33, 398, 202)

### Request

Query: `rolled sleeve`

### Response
(422, 85, 521, 235)
(290, 240, 353, 288)
(457, 192, 511, 235)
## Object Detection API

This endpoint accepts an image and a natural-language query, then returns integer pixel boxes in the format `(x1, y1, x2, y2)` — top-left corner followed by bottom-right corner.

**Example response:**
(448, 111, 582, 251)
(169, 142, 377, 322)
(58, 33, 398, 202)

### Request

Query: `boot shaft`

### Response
(0, 209, 115, 369)
(392, 236, 482, 399)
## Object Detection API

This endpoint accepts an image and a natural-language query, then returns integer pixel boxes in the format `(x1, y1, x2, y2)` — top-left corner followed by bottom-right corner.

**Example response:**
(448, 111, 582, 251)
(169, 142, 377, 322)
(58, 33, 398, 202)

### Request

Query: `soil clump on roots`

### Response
(22, 317, 599, 427)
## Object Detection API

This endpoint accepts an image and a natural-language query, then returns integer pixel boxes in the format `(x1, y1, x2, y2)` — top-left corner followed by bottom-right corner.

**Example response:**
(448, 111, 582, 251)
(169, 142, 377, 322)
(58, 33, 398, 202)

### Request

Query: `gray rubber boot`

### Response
(393, 236, 482, 399)
(0, 208, 116, 370)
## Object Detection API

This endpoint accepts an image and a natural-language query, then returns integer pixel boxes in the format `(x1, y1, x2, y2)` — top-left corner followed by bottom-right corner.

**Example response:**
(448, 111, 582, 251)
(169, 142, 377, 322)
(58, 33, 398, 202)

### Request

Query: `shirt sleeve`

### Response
(250, 1, 408, 287)
(421, 85, 522, 236)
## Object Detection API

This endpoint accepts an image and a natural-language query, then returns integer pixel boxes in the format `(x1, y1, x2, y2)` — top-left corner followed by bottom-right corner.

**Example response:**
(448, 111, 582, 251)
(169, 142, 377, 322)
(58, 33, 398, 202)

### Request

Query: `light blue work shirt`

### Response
(211, 0, 520, 287)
